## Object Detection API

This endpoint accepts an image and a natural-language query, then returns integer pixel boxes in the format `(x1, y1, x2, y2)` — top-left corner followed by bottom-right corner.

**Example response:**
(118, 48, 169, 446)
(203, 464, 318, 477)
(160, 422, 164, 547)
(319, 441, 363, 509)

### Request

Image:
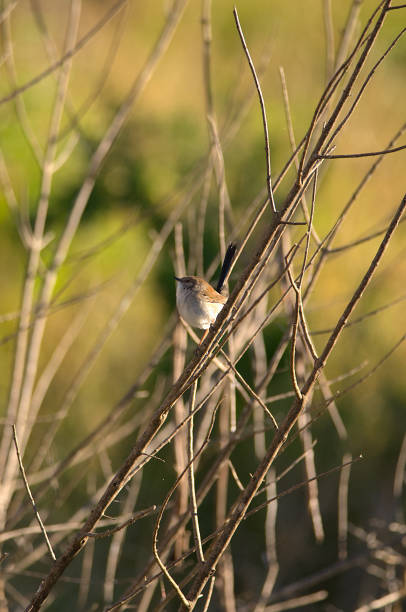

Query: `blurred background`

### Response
(0, 0, 405, 610)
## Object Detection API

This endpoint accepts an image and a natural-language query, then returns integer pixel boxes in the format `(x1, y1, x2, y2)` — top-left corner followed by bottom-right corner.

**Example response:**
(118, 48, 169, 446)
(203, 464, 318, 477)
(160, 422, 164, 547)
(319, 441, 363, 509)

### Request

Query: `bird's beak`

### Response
(174, 276, 181, 282)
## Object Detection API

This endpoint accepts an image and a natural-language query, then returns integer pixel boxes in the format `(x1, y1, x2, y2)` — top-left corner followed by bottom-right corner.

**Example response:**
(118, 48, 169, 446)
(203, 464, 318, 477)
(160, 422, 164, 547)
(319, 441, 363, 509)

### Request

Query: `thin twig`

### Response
(201, 575, 216, 612)
(220, 351, 278, 430)
(319, 143, 406, 159)
(188, 380, 205, 563)
(279, 66, 321, 244)
(335, 0, 363, 70)
(86, 506, 156, 538)
(253, 468, 279, 612)
(338, 452, 352, 560)
(233, 7, 276, 213)
(323, 0, 335, 82)
(172, 221, 189, 564)
(286, 262, 303, 401)
(12, 425, 56, 561)
(284, 169, 318, 401)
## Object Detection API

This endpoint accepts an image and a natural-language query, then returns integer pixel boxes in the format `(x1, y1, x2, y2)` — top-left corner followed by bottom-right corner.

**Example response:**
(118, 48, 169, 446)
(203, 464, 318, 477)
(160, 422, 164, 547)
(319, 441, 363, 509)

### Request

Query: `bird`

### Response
(174, 276, 227, 330)
(175, 243, 236, 331)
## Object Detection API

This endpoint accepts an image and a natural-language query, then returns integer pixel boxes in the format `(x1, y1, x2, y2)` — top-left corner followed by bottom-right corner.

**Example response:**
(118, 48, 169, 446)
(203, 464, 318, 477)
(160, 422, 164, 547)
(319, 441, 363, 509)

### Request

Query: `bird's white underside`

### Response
(176, 285, 224, 329)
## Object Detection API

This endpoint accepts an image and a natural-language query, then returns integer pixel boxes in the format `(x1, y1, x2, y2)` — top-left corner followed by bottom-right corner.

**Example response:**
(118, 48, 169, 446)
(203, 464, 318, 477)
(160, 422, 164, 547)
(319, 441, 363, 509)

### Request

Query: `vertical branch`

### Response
(194, 164, 212, 277)
(215, 387, 236, 612)
(335, 0, 363, 70)
(226, 335, 237, 434)
(0, 151, 21, 241)
(202, 2, 233, 262)
(279, 66, 321, 243)
(196, 0, 215, 274)
(201, 0, 213, 116)
(281, 174, 324, 544)
(286, 169, 318, 401)
(151, 390, 220, 612)
(253, 470, 279, 612)
(207, 115, 232, 262)
(104, 474, 142, 603)
(298, 404, 325, 543)
(188, 380, 204, 563)
(173, 222, 189, 560)
(294, 174, 325, 542)
(233, 8, 277, 213)
(252, 308, 279, 611)
(201, 575, 216, 612)
(338, 451, 352, 560)
(77, 472, 96, 610)
(323, 0, 336, 82)
(252, 333, 267, 459)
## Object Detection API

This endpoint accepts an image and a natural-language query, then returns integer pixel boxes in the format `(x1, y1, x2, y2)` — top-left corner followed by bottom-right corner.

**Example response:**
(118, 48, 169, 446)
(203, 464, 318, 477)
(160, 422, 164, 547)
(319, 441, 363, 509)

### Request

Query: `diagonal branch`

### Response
(12, 425, 55, 562)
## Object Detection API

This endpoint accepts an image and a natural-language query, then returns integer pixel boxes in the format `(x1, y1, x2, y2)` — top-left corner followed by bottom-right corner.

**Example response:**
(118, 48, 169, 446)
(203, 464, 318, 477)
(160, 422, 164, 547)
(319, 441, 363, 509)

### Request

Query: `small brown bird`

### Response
(174, 276, 227, 330)
(175, 243, 236, 330)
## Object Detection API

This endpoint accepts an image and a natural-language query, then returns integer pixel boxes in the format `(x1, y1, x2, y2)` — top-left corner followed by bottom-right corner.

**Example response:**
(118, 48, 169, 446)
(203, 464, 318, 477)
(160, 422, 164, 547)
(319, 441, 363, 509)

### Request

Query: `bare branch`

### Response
(86, 506, 156, 539)
(233, 7, 276, 213)
(188, 381, 205, 563)
(12, 425, 56, 561)
(318, 143, 406, 159)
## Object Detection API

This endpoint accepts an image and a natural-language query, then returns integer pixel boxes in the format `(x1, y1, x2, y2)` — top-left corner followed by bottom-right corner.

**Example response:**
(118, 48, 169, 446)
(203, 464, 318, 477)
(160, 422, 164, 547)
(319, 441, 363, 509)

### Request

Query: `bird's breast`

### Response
(176, 287, 224, 329)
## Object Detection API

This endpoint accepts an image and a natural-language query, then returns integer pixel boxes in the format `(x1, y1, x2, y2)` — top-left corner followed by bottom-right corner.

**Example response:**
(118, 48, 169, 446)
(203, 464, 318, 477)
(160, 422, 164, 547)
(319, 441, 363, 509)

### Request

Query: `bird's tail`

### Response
(216, 242, 237, 293)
